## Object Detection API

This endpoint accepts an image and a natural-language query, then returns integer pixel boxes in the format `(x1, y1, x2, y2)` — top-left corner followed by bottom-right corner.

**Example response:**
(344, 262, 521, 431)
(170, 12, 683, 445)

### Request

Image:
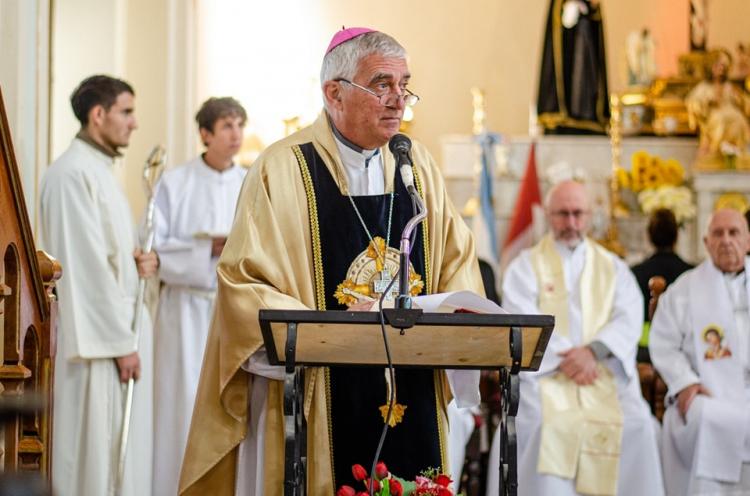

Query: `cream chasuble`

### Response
(179, 113, 483, 496)
(488, 236, 663, 496)
(40, 138, 153, 496)
(532, 235, 622, 496)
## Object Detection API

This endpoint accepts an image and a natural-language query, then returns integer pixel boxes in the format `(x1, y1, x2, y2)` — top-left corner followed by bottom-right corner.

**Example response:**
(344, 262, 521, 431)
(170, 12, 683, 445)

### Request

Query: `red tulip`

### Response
(437, 487, 453, 496)
(435, 474, 452, 488)
(352, 464, 367, 481)
(375, 461, 389, 480)
(365, 478, 381, 492)
(355, 493, 369, 496)
(389, 478, 404, 496)
(336, 485, 356, 496)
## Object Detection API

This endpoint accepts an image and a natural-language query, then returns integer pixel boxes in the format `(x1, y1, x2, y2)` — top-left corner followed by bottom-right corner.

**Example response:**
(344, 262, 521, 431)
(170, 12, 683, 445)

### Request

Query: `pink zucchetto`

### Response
(325, 26, 376, 54)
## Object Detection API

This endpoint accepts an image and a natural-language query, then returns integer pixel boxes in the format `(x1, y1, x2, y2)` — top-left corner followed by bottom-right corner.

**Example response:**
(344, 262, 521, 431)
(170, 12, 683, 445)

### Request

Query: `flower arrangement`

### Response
(337, 462, 454, 496)
(615, 150, 696, 224)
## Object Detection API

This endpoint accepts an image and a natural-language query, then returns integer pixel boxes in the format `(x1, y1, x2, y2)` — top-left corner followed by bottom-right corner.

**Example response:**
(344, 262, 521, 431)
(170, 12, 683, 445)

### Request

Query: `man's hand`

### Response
(348, 300, 375, 312)
(133, 249, 158, 278)
(558, 346, 598, 385)
(211, 236, 227, 258)
(115, 352, 141, 383)
(677, 383, 711, 420)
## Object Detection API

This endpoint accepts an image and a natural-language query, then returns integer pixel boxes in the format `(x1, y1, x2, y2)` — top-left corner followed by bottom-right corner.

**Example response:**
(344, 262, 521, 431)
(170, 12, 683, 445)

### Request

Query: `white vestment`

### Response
(151, 157, 246, 496)
(650, 259, 750, 495)
(447, 401, 478, 493)
(487, 241, 663, 495)
(40, 138, 153, 496)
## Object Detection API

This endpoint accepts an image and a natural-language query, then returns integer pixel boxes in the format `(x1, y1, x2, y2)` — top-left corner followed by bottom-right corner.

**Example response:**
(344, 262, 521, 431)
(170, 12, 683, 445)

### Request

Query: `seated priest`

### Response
(650, 208, 750, 495)
(488, 180, 664, 496)
(178, 27, 484, 495)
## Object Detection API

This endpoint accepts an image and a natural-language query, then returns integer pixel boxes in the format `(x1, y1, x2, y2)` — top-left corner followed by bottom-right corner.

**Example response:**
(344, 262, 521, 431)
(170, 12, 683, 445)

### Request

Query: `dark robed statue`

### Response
(537, 0, 610, 134)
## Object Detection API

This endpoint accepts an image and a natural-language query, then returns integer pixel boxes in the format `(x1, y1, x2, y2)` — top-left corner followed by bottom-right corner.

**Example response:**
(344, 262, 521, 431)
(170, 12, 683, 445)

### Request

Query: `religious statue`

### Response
(626, 28, 657, 87)
(689, 0, 708, 51)
(537, 0, 610, 135)
(686, 51, 750, 168)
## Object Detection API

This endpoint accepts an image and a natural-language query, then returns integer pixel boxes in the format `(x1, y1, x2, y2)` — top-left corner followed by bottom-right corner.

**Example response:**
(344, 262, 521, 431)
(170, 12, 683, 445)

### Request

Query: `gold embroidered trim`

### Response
(293, 144, 335, 483)
(434, 370, 448, 473)
(292, 145, 326, 311)
(325, 367, 336, 485)
(413, 165, 431, 293)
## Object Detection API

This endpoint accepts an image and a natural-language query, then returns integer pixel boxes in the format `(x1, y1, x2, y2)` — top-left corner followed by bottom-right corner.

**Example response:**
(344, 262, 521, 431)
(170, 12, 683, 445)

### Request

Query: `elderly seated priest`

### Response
(650, 208, 750, 495)
(178, 27, 483, 496)
(487, 180, 664, 496)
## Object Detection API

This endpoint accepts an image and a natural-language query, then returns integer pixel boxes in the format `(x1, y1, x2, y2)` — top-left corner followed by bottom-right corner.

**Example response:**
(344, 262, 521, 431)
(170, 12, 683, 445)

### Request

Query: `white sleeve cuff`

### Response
(241, 347, 286, 380)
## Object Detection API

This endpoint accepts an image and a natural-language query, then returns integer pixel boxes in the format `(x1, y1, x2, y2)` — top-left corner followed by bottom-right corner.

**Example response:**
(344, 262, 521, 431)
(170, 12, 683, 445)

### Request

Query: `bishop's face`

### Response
(331, 54, 410, 149)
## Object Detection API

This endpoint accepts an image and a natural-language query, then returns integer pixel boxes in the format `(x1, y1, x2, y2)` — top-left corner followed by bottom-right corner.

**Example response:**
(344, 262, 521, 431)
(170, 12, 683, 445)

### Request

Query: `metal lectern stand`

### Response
(259, 308, 554, 496)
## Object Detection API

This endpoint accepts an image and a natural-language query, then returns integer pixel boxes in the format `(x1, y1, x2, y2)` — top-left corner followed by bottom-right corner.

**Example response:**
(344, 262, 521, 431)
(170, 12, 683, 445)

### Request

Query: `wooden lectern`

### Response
(260, 308, 554, 496)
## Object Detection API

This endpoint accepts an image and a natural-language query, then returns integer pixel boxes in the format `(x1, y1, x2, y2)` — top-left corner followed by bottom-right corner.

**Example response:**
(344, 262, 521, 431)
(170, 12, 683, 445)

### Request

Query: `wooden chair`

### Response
(637, 276, 668, 421)
(0, 86, 60, 482)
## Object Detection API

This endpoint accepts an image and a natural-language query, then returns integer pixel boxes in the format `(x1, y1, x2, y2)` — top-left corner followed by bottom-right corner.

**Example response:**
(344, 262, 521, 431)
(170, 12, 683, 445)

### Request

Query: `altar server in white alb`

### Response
(151, 96, 247, 496)
(650, 208, 750, 495)
(488, 180, 663, 496)
(40, 75, 158, 496)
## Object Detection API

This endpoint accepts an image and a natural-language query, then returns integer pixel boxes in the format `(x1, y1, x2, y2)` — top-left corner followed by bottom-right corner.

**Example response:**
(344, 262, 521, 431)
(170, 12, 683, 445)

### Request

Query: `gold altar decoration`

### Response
(237, 132, 265, 167)
(616, 49, 748, 138)
(714, 192, 750, 213)
(399, 105, 414, 133)
(471, 87, 487, 135)
(461, 87, 487, 218)
(599, 93, 626, 257)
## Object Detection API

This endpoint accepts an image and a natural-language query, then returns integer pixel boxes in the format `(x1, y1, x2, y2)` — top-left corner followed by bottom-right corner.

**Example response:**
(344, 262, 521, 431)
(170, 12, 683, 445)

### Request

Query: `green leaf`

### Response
(393, 475, 417, 495)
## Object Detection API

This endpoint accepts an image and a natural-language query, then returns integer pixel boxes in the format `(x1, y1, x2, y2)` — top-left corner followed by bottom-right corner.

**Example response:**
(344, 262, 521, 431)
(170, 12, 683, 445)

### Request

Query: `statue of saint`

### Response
(686, 51, 750, 164)
(626, 28, 657, 86)
(537, 0, 610, 135)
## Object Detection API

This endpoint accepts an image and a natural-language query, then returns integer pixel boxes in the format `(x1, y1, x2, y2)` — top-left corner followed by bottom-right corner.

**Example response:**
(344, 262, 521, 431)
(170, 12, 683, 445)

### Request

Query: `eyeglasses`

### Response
(550, 209, 589, 219)
(335, 78, 420, 107)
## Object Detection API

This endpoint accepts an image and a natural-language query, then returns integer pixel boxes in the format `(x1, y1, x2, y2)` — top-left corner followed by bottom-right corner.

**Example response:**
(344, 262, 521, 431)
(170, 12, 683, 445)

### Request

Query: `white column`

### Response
(0, 0, 51, 235)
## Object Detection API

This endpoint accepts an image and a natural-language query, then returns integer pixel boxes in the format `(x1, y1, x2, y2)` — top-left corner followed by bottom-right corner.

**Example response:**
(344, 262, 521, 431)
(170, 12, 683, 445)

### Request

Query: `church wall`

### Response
(6, 0, 748, 223)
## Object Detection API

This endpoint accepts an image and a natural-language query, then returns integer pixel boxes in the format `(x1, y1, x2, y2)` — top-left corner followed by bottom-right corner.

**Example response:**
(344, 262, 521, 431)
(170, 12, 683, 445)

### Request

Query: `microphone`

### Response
(388, 133, 427, 309)
(388, 134, 416, 194)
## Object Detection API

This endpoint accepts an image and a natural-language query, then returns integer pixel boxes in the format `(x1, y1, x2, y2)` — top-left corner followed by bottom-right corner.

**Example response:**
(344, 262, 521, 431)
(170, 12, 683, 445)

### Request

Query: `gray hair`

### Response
(320, 31, 407, 89)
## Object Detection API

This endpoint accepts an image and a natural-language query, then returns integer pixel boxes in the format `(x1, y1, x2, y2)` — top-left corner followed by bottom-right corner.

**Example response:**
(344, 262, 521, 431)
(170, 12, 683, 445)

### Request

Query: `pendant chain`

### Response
(347, 191, 394, 263)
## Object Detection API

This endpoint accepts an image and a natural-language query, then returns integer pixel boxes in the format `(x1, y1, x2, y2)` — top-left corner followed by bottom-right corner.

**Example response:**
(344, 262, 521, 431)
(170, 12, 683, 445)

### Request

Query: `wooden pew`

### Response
(637, 276, 668, 421)
(0, 86, 60, 479)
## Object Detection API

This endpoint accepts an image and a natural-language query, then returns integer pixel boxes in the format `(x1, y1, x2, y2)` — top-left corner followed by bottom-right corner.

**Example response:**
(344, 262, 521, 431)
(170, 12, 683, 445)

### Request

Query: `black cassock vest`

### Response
(293, 142, 444, 488)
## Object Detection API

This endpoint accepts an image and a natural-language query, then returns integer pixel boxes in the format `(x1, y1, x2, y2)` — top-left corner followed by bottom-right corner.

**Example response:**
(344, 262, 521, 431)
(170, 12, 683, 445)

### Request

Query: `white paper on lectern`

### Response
(412, 290, 506, 315)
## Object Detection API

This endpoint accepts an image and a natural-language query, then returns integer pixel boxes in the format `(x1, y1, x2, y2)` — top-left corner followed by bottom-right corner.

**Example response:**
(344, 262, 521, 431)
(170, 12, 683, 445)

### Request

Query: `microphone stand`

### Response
(395, 184, 427, 310)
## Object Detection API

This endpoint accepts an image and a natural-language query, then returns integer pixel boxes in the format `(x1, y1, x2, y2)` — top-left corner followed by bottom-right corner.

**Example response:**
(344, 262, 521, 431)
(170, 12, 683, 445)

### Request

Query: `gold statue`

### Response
(686, 51, 750, 168)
